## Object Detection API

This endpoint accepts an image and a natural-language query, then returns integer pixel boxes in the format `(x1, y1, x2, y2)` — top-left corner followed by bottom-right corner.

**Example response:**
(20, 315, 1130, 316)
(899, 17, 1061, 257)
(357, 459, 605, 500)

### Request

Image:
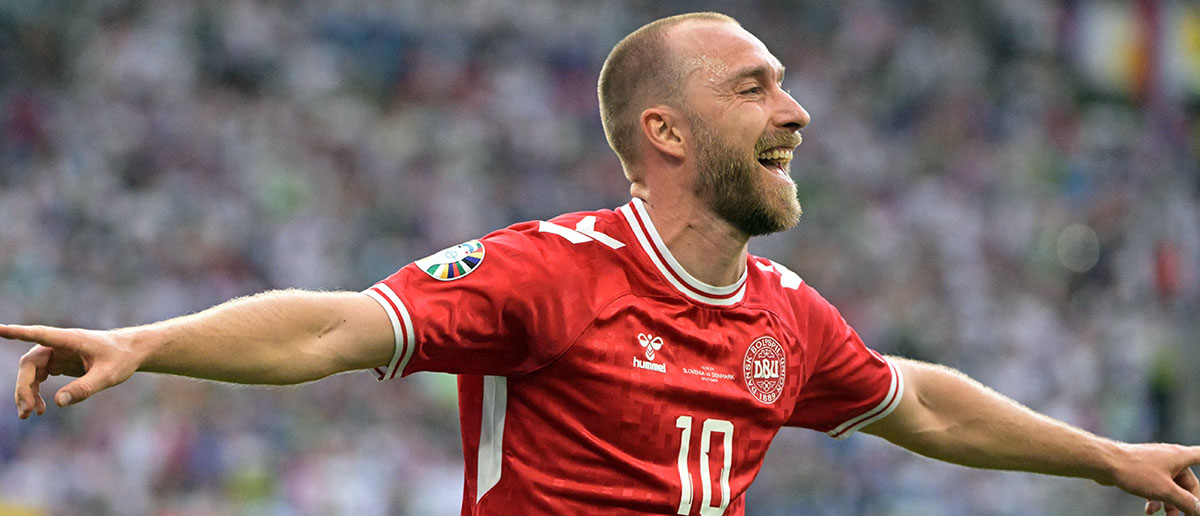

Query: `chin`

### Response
(719, 186, 801, 237)
(763, 189, 802, 234)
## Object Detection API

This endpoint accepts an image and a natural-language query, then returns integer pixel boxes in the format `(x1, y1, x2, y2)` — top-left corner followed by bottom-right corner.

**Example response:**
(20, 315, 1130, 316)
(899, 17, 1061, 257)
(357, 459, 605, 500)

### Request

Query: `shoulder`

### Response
(481, 207, 632, 261)
(440, 207, 633, 292)
(746, 255, 809, 300)
(744, 255, 840, 322)
(748, 256, 804, 291)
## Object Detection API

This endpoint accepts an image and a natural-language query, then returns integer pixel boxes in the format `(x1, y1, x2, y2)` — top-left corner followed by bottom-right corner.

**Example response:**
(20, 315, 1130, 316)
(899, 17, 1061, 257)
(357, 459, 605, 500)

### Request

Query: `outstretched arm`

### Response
(5, 289, 394, 417)
(864, 357, 1200, 516)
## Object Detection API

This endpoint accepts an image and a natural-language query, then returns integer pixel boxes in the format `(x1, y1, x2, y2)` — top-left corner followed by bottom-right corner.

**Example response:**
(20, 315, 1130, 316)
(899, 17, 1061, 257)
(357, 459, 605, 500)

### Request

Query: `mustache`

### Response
(754, 131, 803, 153)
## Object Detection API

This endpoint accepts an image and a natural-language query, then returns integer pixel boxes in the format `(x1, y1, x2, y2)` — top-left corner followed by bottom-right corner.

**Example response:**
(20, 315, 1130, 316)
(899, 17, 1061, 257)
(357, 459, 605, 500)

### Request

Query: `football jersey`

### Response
(364, 198, 903, 515)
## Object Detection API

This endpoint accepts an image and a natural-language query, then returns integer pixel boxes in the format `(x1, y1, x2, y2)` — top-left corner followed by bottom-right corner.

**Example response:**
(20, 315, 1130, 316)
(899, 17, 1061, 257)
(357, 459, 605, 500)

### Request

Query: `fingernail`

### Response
(16, 399, 26, 415)
(55, 392, 72, 406)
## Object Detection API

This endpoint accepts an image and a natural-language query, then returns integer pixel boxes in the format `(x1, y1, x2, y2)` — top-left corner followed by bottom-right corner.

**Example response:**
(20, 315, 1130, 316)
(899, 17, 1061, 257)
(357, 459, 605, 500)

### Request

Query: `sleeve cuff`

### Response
(826, 357, 905, 440)
(363, 283, 416, 381)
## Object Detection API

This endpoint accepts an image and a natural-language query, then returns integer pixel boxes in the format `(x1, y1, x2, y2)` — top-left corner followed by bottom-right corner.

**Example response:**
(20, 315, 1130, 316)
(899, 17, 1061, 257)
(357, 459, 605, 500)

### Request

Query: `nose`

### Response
(775, 88, 810, 132)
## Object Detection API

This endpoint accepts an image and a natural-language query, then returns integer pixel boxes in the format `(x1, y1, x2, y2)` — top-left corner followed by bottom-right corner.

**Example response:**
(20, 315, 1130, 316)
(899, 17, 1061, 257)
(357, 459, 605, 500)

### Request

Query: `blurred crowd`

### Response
(1, 0, 1198, 514)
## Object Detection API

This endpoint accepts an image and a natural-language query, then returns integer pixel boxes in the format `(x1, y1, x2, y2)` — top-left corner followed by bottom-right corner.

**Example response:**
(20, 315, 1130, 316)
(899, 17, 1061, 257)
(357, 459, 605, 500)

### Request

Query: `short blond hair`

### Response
(597, 12, 740, 173)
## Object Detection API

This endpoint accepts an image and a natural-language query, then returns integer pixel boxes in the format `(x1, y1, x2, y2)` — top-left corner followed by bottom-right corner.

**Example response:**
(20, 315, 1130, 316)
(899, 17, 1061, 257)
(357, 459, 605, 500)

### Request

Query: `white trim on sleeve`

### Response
(827, 358, 905, 440)
(363, 283, 416, 381)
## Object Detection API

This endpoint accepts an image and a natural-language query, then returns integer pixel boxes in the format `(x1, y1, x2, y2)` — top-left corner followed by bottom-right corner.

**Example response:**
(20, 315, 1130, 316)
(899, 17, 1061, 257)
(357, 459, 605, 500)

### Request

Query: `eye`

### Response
(740, 86, 764, 96)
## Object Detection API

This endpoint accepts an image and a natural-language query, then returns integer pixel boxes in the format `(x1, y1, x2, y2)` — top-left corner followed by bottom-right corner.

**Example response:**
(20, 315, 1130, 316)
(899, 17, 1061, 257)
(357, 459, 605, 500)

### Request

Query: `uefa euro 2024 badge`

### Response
(415, 240, 485, 281)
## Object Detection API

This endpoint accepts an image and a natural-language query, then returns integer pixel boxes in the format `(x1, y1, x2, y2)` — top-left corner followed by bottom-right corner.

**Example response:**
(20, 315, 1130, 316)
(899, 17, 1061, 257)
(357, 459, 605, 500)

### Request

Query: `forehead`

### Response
(667, 22, 783, 83)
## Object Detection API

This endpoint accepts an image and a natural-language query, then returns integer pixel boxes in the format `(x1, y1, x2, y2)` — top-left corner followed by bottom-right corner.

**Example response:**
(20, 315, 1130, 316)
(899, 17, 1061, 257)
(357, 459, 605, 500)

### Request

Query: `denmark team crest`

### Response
(415, 240, 485, 281)
(743, 336, 786, 404)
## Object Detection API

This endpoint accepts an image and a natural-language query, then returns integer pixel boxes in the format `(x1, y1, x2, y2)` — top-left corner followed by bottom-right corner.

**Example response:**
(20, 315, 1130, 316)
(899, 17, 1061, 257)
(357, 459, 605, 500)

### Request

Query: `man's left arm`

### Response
(863, 357, 1200, 516)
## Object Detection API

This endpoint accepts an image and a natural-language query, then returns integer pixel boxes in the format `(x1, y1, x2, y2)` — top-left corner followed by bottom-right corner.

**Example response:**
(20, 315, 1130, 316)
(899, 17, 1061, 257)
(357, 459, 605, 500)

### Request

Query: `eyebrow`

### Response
(722, 64, 786, 87)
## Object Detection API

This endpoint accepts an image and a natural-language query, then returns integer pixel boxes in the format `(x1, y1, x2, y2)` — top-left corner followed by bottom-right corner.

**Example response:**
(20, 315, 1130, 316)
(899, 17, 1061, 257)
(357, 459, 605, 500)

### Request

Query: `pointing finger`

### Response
(0, 324, 44, 342)
(0, 325, 82, 353)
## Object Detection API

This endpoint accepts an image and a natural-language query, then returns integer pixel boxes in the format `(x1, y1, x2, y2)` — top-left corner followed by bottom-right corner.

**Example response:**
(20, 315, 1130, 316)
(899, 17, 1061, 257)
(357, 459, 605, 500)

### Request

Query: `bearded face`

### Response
(688, 112, 802, 237)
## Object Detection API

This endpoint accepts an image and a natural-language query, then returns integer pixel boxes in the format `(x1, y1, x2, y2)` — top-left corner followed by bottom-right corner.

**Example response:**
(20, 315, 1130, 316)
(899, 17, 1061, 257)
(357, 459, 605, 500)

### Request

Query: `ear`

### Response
(640, 106, 687, 161)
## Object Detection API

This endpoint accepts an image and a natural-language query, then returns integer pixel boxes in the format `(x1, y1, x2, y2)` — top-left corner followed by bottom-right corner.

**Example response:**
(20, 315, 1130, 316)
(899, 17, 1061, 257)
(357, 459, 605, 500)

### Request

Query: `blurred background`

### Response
(0, 0, 1198, 514)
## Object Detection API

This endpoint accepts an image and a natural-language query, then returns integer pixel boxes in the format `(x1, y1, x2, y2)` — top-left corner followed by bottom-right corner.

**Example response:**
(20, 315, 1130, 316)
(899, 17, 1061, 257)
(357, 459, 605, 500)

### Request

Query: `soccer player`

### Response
(5, 11, 1200, 516)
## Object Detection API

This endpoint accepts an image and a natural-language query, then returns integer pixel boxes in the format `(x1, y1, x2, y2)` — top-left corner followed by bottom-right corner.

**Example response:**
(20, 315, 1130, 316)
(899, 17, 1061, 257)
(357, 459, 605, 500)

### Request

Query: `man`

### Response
(4, 12, 1199, 516)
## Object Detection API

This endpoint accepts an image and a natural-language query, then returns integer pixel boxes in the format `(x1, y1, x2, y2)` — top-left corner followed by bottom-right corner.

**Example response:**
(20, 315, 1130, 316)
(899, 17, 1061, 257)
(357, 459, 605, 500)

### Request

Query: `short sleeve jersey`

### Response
(365, 198, 903, 516)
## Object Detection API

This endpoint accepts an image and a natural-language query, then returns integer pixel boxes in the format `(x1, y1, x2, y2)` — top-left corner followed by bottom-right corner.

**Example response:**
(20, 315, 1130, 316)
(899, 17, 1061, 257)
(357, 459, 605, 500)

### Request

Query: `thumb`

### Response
(1162, 485, 1200, 516)
(55, 373, 106, 407)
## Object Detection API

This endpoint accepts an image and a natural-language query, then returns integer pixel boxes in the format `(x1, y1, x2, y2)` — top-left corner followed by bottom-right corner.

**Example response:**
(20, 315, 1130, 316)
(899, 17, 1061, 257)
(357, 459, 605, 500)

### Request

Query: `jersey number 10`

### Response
(675, 415, 734, 516)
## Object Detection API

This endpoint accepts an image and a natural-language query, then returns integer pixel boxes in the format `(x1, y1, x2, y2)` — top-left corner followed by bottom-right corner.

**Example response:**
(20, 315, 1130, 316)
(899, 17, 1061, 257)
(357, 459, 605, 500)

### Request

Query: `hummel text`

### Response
(633, 356, 666, 373)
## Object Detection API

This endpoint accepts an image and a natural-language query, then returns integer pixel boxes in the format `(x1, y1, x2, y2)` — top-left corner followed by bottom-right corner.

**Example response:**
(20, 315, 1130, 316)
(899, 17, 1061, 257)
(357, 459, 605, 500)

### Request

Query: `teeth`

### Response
(756, 148, 793, 162)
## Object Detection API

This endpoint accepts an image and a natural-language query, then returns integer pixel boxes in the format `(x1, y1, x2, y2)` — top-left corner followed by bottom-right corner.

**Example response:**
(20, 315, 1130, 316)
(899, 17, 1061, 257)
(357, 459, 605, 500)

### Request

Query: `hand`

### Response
(3, 324, 143, 418)
(1109, 443, 1200, 516)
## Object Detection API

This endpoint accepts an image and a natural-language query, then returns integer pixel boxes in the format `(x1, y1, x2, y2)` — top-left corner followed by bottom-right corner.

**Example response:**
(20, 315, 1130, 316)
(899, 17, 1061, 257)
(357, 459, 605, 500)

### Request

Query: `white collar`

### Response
(618, 198, 747, 306)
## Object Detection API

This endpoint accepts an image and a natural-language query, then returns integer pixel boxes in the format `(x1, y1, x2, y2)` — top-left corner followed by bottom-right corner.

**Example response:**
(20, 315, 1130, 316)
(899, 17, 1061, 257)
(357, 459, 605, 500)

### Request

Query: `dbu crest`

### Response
(743, 336, 786, 404)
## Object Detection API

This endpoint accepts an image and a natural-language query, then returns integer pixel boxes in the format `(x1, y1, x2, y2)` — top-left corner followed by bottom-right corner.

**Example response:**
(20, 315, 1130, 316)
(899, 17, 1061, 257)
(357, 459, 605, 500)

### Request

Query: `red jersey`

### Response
(364, 198, 903, 515)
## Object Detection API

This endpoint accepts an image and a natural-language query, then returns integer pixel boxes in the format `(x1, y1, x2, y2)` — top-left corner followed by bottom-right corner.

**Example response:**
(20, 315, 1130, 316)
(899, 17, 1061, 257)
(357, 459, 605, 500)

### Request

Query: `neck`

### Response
(635, 193, 750, 287)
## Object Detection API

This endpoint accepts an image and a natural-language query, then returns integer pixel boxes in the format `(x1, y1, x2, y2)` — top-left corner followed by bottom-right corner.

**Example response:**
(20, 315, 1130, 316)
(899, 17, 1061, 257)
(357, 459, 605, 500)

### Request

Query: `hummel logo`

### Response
(633, 333, 667, 373)
(638, 333, 664, 360)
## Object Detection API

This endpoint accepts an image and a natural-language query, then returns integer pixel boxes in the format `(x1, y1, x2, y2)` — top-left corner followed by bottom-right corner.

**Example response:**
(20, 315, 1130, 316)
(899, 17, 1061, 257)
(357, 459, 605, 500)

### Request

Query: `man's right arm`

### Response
(6, 289, 395, 418)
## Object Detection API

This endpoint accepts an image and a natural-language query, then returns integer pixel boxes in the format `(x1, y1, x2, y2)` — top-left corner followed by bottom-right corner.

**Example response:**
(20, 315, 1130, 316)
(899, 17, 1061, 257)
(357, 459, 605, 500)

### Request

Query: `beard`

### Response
(690, 117, 802, 237)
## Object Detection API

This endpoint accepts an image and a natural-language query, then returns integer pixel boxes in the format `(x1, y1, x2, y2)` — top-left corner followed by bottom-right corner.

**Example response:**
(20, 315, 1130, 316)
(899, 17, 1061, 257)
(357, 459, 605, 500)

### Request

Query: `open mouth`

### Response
(755, 148, 794, 180)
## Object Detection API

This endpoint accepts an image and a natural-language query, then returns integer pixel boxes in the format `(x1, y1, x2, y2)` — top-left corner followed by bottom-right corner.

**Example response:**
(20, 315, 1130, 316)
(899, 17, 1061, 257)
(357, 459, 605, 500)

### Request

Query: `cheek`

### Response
(710, 104, 767, 141)
(734, 123, 762, 144)
(729, 104, 770, 133)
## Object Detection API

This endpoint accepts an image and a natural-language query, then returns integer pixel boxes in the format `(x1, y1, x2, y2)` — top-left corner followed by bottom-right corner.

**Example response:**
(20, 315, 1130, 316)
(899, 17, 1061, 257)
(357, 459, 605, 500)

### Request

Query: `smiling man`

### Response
(5, 12, 1200, 516)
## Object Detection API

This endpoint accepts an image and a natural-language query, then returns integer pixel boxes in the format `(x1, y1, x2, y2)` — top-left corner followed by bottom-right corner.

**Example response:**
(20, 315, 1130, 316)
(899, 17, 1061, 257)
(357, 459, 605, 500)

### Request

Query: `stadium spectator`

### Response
(1, 2, 1197, 515)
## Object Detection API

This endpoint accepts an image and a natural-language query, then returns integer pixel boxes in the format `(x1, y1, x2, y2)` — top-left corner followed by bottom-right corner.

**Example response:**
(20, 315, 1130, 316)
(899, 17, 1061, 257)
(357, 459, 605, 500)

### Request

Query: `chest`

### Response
(537, 296, 812, 435)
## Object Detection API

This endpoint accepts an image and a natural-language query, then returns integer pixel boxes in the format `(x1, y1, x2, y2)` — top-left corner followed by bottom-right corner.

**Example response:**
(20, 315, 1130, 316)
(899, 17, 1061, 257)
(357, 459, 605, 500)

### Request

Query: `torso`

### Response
(367, 199, 901, 515)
